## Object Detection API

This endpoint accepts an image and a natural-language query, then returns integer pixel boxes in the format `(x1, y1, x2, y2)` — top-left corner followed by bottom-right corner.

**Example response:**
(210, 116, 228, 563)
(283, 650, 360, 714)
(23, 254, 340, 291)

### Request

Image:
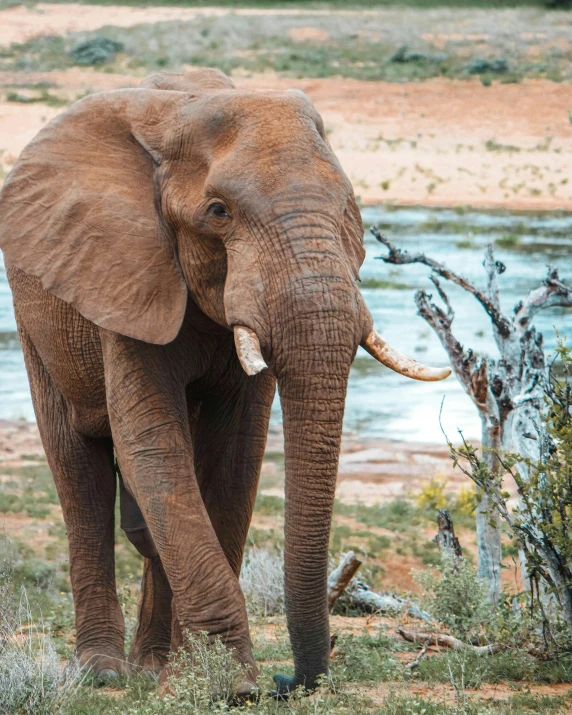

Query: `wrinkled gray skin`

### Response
(0, 69, 373, 694)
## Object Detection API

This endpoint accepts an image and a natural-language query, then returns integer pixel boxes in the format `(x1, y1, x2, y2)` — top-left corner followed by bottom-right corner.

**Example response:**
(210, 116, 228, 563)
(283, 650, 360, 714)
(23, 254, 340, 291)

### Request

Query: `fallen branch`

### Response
(398, 628, 500, 655)
(346, 581, 434, 623)
(326, 552, 434, 622)
(327, 552, 363, 612)
(405, 639, 431, 671)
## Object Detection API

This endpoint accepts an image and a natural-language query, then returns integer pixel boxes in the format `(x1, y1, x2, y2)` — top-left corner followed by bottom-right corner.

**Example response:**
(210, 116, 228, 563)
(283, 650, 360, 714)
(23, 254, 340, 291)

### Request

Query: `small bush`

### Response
(417, 647, 536, 686)
(414, 552, 491, 641)
(0, 537, 83, 714)
(68, 37, 124, 66)
(416, 477, 448, 511)
(465, 58, 509, 75)
(331, 631, 398, 683)
(240, 547, 284, 616)
(123, 632, 249, 713)
(454, 484, 477, 516)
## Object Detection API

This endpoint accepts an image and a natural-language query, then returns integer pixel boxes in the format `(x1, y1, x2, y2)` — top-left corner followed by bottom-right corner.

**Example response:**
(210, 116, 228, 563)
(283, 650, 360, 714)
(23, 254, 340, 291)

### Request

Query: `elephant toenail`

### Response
(95, 668, 120, 684)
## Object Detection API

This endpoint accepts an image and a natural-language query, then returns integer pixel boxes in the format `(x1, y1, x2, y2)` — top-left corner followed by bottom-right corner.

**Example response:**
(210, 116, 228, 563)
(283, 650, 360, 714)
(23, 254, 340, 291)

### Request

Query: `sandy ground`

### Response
(2, 68, 571, 210)
(0, 419, 462, 506)
(1, 5, 572, 209)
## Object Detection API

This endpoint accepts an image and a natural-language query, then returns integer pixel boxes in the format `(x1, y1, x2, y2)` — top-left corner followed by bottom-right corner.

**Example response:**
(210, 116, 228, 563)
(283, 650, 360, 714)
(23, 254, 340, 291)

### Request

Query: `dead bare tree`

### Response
(433, 509, 463, 571)
(373, 227, 572, 605)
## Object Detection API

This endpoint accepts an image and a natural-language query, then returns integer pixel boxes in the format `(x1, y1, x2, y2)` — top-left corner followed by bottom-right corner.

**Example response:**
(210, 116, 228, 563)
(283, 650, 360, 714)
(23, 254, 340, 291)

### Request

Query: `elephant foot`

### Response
(271, 673, 318, 699)
(271, 673, 297, 699)
(231, 679, 260, 705)
(78, 649, 130, 684)
(128, 649, 168, 675)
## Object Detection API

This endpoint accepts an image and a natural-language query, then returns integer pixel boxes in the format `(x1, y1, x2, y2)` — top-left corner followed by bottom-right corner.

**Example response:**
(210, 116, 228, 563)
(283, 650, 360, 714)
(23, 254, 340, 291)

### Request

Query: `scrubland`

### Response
(1, 423, 572, 713)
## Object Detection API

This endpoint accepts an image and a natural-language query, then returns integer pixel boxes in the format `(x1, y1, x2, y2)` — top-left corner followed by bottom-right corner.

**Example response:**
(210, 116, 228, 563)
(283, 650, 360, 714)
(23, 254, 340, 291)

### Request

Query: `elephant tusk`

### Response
(362, 329, 452, 382)
(234, 326, 268, 376)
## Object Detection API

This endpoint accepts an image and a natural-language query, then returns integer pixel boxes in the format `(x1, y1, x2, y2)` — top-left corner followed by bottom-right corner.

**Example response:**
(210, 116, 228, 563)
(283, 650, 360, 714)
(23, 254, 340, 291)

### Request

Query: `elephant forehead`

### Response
(185, 89, 320, 139)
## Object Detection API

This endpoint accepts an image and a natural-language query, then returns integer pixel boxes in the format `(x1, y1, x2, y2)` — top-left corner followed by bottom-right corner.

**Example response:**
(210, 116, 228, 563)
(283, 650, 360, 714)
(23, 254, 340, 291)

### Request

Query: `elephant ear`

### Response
(341, 189, 366, 280)
(0, 89, 188, 345)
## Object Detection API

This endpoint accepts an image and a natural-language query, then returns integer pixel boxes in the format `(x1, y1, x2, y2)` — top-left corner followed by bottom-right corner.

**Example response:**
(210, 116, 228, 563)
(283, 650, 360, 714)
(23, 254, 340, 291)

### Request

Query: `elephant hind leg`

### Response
(118, 472, 172, 671)
(17, 323, 127, 679)
(128, 556, 172, 672)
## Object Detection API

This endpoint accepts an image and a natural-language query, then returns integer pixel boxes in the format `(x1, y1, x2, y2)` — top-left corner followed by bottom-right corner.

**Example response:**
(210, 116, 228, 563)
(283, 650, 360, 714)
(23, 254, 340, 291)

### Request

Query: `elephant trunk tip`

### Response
(234, 326, 268, 376)
(362, 329, 452, 382)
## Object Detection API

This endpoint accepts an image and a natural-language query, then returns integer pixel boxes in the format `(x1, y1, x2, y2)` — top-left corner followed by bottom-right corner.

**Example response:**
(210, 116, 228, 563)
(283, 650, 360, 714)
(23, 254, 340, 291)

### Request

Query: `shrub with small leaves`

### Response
(68, 37, 124, 66)
(454, 484, 477, 516)
(414, 551, 491, 642)
(448, 336, 572, 647)
(125, 632, 249, 713)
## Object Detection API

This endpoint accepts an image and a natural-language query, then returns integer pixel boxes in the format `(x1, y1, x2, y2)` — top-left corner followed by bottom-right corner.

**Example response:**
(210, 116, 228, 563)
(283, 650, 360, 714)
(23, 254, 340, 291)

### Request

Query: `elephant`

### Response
(0, 68, 450, 695)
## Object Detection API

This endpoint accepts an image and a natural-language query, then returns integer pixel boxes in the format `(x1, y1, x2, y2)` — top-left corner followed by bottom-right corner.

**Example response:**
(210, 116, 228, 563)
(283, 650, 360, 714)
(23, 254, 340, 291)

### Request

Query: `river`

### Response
(0, 206, 570, 444)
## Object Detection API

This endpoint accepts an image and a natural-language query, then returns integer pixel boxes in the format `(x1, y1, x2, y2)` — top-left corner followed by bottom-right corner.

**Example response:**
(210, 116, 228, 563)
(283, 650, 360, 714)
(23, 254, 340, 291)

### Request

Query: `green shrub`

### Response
(415, 477, 448, 511)
(414, 552, 491, 641)
(68, 37, 124, 66)
(331, 631, 399, 683)
(417, 647, 535, 687)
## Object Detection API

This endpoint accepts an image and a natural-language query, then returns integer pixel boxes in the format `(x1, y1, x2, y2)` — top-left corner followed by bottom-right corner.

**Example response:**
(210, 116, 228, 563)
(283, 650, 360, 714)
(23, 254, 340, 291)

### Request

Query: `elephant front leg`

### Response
(102, 333, 257, 687)
(129, 556, 172, 672)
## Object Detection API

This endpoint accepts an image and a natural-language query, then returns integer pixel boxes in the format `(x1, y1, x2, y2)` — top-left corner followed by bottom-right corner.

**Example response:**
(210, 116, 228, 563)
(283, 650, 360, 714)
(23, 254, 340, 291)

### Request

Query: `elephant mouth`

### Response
(233, 324, 451, 382)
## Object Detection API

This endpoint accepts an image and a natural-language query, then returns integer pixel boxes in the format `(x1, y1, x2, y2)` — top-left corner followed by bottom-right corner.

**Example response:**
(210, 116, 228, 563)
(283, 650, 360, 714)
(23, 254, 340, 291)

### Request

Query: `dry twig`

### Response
(398, 628, 500, 655)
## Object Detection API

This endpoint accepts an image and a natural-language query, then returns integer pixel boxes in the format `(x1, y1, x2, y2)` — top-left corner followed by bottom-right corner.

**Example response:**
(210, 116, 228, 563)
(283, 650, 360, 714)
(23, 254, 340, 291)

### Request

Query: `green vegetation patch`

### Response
(5, 88, 68, 107)
(2, 7, 571, 83)
(359, 277, 413, 290)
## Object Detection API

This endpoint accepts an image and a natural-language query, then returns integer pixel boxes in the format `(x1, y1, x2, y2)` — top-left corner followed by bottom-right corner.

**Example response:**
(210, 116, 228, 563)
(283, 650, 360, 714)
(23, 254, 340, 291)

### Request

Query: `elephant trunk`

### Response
(271, 276, 361, 691)
(279, 369, 347, 689)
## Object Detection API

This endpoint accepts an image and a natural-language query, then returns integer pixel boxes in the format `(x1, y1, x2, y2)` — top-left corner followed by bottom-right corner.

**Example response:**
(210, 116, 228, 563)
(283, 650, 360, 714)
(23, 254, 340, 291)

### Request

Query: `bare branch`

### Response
(483, 245, 508, 352)
(415, 290, 481, 402)
(514, 268, 572, 332)
(406, 640, 431, 671)
(398, 628, 501, 655)
(429, 275, 454, 320)
(327, 552, 362, 612)
(372, 227, 512, 338)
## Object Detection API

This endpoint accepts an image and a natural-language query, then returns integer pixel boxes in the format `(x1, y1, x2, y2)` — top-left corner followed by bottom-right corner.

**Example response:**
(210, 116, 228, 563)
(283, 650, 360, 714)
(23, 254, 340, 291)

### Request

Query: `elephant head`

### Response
(0, 69, 450, 691)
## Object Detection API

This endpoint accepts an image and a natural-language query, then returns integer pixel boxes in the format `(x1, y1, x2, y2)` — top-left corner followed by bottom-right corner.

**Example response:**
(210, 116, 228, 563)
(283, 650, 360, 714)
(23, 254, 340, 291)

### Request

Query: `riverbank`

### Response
(0, 418, 462, 505)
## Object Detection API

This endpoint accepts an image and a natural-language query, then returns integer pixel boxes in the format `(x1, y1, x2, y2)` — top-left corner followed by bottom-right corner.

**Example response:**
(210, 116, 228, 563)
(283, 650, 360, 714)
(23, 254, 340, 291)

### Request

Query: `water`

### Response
(0, 206, 570, 443)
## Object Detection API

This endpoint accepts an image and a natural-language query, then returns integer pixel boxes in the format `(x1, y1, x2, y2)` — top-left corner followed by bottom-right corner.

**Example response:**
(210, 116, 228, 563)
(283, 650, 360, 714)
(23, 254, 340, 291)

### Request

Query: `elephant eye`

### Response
(208, 202, 230, 219)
